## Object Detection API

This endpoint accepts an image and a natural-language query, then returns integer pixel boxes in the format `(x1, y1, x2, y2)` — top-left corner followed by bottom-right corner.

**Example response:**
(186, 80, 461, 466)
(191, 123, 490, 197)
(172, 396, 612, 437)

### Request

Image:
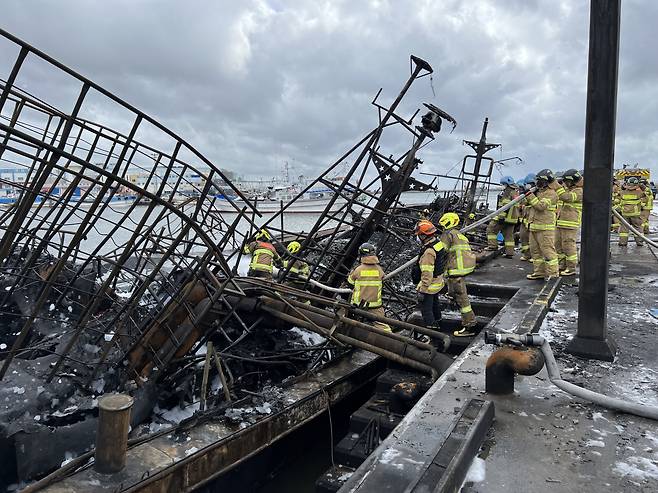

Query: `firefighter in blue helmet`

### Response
(519, 174, 536, 260)
(486, 176, 520, 257)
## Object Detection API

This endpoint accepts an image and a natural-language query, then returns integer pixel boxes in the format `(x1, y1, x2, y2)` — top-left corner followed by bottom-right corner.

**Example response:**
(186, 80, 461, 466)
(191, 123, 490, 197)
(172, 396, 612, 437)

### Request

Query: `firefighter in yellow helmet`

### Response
(640, 178, 653, 235)
(281, 241, 310, 289)
(347, 243, 391, 332)
(619, 176, 645, 247)
(555, 169, 583, 276)
(412, 220, 446, 329)
(437, 212, 477, 337)
(525, 169, 560, 280)
(243, 229, 280, 280)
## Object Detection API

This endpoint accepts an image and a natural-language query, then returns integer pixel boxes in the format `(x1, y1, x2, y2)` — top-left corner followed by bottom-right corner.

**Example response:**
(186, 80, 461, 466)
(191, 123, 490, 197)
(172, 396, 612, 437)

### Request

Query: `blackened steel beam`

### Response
(567, 0, 620, 361)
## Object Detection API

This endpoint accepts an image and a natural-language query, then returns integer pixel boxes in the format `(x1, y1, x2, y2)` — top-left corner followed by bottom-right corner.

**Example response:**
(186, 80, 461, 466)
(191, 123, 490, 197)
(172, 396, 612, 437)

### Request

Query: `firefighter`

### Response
(486, 176, 520, 257)
(611, 178, 621, 233)
(347, 243, 391, 332)
(640, 178, 653, 235)
(243, 229, 279, 280)
(619, 176, 645, 247)
(281, 241, 310, 289)
(412, 220, 446, 329)
(519, 173, 536, 261)
(555, 169, 583, 276)
(437, 212, 477, 337)
(525, 169, 560, 280)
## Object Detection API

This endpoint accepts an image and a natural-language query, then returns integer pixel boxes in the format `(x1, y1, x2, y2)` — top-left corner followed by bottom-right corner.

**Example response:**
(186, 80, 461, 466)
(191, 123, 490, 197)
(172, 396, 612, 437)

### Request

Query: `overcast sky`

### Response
(1, 0, 656, 185)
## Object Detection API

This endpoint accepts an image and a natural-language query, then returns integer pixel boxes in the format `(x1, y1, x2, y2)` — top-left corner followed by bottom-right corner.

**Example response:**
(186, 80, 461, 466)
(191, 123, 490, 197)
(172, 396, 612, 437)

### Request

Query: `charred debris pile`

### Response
(0, 28, 511, 487)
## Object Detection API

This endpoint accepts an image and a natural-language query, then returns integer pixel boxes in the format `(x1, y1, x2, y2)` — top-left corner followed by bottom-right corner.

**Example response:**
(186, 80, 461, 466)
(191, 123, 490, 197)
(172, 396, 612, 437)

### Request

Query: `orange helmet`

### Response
(414, 220, 437, 236)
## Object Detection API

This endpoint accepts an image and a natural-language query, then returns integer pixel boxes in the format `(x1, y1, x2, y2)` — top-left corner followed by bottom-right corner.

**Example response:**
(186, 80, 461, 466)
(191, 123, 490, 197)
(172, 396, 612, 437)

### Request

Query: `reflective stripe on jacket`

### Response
(620, 186, 644, 217)
(283, 258, 310, 281)
(496, 187, 520, 223)
(526, 187, 558, 231)
(556, 182, 583, 230)
(245, 241, 277, 273)
(417, 241, 446, 294)
(348, 255, 384, 308)
(441, 228, 476, 277)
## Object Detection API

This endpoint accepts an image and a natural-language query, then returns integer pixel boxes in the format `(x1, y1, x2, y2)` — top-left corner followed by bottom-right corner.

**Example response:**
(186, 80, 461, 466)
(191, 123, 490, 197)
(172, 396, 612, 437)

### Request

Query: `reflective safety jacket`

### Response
(282, 258, 310, 282)
(348, 255, 385, 308)
(526, 186, 558, 231)
(556, 180, 583, 230)
(244, 241, 277, 273)
(612, 183, 622, 211)
(415, 240, 447, 294)
(620, 186, 645, 217)
(643, 186, 654, 212)
(440, 228, 476, 277)
(496, 186, 520, 223)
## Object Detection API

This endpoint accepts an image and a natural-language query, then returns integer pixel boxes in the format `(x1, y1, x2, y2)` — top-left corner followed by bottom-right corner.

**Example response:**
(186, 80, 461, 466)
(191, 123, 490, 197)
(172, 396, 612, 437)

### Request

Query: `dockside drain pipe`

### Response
(308, 188, 537, 293)
(484, 332, 658, 421)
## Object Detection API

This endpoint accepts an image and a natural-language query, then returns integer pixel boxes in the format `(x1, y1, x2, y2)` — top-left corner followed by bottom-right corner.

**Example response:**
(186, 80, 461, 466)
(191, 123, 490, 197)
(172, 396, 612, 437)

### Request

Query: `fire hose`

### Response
(308, 187, 537, 293)
(612, 209, 658, 249)
(484, 331, 658, 421)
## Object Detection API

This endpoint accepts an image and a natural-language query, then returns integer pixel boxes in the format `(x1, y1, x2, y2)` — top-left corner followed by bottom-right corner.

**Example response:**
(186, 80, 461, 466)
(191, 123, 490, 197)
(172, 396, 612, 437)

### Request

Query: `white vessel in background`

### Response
(214, 183, 367, 214)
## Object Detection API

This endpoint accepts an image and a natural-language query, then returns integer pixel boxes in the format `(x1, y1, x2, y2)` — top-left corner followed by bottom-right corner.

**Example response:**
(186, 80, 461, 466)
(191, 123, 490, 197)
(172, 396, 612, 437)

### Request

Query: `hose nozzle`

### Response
(483, 331, 545, 347)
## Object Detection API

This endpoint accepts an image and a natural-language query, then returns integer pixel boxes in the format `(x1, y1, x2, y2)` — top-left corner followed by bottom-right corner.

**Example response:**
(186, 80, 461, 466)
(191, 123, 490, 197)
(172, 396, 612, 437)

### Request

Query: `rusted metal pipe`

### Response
(485, 345, 545, 395)
(95, 393, 134, 474)
(252, 296, 452, 378)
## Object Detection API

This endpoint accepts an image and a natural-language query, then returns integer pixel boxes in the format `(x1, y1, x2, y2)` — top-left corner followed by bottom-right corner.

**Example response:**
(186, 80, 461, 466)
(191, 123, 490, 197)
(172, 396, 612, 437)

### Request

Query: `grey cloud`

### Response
(1, 0, 656, 181)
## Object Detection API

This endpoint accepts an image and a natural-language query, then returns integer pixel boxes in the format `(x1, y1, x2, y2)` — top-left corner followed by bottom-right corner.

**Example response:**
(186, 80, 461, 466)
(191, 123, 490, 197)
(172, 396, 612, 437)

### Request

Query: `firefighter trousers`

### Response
(447, 277, 476, 327)
(366, 306, 391, 333)
(641, 210, 651, 235)
(248, 269, 272, 280)
(418, 293, 442, 327)
(619, 216, 644, 246)
(486, 221, 516, 255)
(556, 228, 578, 271)
(529, 229, 559, 277)
(519, 222, 530, 258)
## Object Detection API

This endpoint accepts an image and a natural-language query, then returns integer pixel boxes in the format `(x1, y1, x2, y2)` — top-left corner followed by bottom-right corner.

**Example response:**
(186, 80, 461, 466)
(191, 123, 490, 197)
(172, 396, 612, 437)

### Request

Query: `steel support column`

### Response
(567, 0, 621, 361)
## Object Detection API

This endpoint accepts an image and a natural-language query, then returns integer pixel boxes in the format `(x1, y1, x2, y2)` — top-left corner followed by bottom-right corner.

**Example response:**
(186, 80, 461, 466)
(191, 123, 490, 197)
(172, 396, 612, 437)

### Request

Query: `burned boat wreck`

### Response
(0, 28, 504, 490)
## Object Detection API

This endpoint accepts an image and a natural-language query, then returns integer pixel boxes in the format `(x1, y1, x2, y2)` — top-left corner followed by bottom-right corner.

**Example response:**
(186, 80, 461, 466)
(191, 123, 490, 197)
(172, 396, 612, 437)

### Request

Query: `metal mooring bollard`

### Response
(95, 393, 134, 474)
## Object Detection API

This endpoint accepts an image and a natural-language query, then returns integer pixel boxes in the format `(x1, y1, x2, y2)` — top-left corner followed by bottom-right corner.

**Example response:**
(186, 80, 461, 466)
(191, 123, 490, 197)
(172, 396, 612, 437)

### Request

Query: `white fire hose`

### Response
(486, 332, 658, 421)
(612, 209, 658, 249)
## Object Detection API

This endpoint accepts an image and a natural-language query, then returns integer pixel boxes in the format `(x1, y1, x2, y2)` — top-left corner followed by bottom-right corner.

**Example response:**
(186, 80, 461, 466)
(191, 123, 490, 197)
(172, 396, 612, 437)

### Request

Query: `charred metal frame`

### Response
(0, 27, 267, 390)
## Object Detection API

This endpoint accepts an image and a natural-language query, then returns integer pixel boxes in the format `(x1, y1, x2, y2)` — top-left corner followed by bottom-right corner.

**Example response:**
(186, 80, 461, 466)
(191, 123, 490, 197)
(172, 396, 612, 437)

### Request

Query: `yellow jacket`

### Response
(556, 180, 583, 230)
(526, 186, 558, 231)
(496, 186, 520, 223)
(417, 240, 446, 294)
(348, 255, 384, 308)
(620, 186, 644, 217)
(440, 228, 476, 277)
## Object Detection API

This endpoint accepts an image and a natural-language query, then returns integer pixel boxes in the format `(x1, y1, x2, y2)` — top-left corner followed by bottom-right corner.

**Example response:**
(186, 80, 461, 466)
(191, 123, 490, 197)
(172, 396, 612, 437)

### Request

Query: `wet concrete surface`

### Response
(465, 243, 658, 492)
(341, 238, 658, 492)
